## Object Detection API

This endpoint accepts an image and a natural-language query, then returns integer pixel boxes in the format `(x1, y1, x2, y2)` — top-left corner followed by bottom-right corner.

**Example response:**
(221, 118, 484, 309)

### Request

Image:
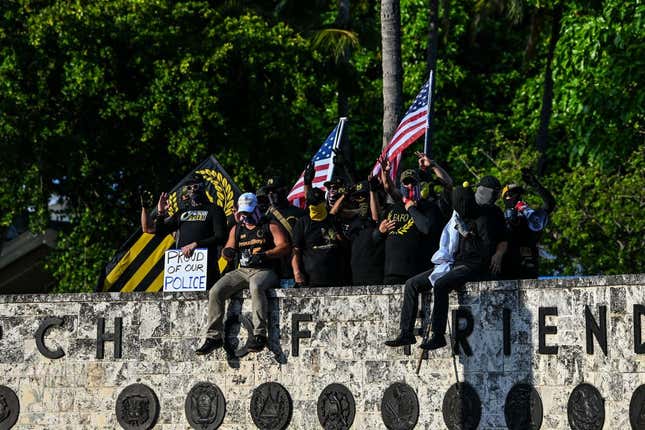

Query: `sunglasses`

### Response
(184, 184, 201, 191)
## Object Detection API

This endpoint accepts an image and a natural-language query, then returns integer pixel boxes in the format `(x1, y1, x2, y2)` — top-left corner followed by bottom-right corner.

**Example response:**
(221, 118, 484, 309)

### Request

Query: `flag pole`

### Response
(330, 117, 348, 182)
(423, 70, 434, 156)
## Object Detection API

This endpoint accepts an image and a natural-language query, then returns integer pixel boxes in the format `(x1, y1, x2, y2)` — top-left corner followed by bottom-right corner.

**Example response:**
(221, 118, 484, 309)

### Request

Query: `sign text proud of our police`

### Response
(163, 249, 208, 292)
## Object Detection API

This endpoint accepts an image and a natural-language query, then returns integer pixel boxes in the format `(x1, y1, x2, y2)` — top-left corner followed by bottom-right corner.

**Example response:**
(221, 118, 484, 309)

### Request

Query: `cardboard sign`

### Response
(163, 249, 208, 292)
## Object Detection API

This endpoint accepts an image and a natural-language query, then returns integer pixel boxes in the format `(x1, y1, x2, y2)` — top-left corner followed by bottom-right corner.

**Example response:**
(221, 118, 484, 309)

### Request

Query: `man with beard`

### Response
(501, 168, 556, 279)
(196, 193, 290, 355)
(154, 174, 228, 287)
(292, 188, 344, 287)
(420, 177, 508, 350)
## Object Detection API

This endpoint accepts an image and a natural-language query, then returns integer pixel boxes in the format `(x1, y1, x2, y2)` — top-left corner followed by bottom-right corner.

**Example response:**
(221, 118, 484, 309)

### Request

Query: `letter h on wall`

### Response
(96, 317, 123, 359)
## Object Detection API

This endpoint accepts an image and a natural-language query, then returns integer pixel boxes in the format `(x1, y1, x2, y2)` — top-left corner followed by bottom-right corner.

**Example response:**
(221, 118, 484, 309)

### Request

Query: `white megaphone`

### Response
(519, 206, 548, 232)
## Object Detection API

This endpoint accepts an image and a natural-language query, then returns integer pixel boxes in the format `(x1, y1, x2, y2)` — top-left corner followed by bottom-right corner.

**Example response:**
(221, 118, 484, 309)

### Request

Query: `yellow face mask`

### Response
(309, 202, 328, 221)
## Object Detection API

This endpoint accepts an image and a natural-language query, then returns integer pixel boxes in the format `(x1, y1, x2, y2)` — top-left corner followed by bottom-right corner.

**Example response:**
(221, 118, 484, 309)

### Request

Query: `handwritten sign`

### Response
(163, 249, 208, 292)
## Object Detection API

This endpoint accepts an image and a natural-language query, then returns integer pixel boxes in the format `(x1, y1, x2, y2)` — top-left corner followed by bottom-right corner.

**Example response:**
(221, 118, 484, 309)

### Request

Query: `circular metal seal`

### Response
(185, 382, 226, 430)
(115, 383, 160, 430)
(567, 383, 605, 430)
(0, 386, 19, 430)
(504, 383, 543, 430)
(629, 384, 645, 430)
(381, 382, 419, 430)
(442, 382, 481, 430)
(317, 383, 356, 430)
(250, 382, 292, 430)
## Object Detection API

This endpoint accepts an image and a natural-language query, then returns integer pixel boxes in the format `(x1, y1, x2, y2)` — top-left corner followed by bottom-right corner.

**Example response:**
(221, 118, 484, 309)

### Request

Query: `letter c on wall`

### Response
(35, 317, 65, 359)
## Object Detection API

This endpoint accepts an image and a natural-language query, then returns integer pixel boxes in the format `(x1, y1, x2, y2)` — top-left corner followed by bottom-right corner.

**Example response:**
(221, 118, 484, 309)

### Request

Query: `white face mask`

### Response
(475, 186, 497, 206)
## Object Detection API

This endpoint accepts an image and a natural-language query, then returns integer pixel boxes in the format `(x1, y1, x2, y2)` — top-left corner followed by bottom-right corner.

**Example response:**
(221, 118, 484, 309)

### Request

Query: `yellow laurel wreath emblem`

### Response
(396, 218, 415, 236)
(196, 168, 235, 216)
(168, 192, 179, 216)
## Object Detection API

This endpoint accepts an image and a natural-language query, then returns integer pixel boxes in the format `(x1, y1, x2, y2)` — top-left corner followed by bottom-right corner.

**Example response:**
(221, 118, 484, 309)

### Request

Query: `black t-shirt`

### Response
(347, 217, 384, 285)
(236, 221, 276, 270)
(156, 202, 228, 283)
(292, 215, 342, 286)
(382, 200, 443, 280)
(455, 205, 507, 271)
(502, 213, 545, 279)
(266, 205, 305, 278)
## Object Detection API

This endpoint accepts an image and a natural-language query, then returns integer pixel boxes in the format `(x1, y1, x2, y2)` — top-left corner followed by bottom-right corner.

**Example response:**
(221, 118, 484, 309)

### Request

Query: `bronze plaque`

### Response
(250, 382, 292, 430)
(567, 383, 604, 430)
(381, 382, 419, 430)
(629, 384, 645, 430)
(185, 382, 226, 430)
(0, 386, 19, 430)
(442, 382, 481, 430)
(504, 383, 543, 430)
(116, 383, 160, 430)
(317, 383, 356, 430)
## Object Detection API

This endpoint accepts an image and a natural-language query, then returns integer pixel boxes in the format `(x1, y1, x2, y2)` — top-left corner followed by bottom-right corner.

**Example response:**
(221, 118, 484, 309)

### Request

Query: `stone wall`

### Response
(0, 274, 643, 429)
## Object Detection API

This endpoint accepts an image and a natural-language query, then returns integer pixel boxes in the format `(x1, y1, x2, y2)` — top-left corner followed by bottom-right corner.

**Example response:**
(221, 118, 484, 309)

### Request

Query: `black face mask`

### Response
(452, 186, 478, 220)
(257, 196, 270, 213)
(503, 193, 521, 209)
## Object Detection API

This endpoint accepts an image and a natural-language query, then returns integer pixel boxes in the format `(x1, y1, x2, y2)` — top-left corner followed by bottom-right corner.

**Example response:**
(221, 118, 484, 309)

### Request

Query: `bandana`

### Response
(309, 202, 328, 221)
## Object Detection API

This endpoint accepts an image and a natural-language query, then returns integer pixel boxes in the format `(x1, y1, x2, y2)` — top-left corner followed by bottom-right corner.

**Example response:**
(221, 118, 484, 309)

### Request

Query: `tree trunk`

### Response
(381, 0, 403, 149)
(536, 4, 562, 176)
(336, 0, 350, 117)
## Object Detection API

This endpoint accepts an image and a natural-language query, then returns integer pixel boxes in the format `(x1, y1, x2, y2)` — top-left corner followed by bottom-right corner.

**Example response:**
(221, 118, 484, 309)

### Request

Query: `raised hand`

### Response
(414, 151, 435, 170)
(157, 192, 169, 214)
(304, 162, 315, 186)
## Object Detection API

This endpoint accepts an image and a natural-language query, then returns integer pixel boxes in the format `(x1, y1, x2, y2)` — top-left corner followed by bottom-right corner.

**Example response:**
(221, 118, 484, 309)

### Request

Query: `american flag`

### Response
(288, 119, 345, 208)
(372, 79, 430, 180)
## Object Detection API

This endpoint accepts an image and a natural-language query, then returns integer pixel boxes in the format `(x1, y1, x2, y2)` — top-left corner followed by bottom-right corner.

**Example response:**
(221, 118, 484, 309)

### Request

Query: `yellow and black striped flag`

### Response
(97, 155, 241, 293)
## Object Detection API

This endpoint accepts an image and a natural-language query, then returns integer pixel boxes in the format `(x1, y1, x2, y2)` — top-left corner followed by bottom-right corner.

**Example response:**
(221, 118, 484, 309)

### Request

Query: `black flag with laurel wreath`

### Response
(97, 155, 241, 293)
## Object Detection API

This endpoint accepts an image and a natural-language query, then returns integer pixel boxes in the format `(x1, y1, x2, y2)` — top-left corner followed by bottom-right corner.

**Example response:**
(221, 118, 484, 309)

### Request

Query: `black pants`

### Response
(399, 269, 434, 334)
(431, 264, 482, 335)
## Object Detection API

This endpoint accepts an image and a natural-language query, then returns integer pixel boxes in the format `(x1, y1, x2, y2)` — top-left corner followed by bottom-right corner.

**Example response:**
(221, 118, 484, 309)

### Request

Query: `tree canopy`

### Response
(0, 0, 642, 292)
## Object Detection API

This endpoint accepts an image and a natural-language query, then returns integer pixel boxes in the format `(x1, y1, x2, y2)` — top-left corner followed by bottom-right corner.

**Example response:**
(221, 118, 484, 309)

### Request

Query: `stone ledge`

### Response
(0, 273, 642, 304)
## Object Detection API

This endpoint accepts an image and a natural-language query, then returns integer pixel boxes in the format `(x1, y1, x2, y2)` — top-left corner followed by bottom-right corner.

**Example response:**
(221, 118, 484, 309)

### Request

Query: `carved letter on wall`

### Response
(96, 317, 123, 359)
(35, 317, 65, 359)
(538, 307, 558, 355)
(585, 305, 607, 356)
(291, 313, 312, 357)
(451, 308, 474, 356)
(635, 304, 645, 354)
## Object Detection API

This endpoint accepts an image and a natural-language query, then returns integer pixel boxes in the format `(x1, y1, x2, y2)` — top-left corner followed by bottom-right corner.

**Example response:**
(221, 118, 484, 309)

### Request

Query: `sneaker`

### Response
(419, 333, 447, 350)
(195, 337, 223, 355)
(384, 332, 416, 347)
(247, 335, 267, 353)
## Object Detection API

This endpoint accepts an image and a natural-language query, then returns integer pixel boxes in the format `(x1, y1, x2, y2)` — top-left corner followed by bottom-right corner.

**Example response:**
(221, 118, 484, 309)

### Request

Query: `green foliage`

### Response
(0, 0, 642, 292)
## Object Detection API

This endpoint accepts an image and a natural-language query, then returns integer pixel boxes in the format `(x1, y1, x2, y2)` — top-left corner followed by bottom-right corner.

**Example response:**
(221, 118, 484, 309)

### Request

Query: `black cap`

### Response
(265, 176, 285, 190)
(352, 180, 369, 196)
(478, 175, 501, 190)
(323, 176, 344, 188)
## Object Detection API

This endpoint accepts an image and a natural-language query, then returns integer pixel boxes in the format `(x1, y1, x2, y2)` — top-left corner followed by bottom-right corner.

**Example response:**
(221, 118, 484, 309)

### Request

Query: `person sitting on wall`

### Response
(154, 174, 228, 287)
(501, 168, 556, 280)
(196, 192, 290, 355)
(420, 177, 508, 350)
(291, 187, 344, 287)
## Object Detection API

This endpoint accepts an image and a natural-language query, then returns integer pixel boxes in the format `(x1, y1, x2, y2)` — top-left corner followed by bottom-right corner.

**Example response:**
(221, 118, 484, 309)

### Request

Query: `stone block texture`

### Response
(0, 274, 643, 429)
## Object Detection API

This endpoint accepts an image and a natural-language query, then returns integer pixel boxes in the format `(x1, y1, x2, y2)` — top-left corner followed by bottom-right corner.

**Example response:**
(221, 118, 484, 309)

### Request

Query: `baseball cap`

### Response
(237, 193, 258, 213)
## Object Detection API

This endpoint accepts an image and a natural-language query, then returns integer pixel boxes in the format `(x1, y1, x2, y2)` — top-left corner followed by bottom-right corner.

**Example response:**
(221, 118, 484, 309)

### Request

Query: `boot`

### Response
(419, 333, 447, 350)
(195, 337, 224, 355)
(247, 335, 267, 353)
(384, 332, 416, 347)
